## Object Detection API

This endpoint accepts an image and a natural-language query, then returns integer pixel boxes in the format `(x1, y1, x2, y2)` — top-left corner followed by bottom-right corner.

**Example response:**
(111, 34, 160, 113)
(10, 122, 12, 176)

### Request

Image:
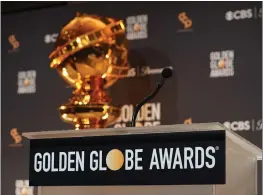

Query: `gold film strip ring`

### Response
(50, 21, 124, 67)
(50, 20, 124, 59)
(50, 21, 125, 68)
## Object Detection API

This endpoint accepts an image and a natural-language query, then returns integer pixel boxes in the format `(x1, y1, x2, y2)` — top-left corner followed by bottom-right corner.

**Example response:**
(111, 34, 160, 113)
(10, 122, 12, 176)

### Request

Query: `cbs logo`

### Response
(223, 121, 250, 131)
(225, 9, 253, 21)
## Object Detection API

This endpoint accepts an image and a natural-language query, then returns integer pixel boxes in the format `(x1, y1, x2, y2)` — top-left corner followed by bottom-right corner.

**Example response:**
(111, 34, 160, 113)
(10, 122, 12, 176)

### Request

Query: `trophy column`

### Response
(59, 76, 120, 129)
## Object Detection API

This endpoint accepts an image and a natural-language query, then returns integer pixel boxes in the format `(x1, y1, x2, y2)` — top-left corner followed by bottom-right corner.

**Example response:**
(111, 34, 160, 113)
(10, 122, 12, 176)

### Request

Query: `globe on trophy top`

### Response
(49, 13, 129, 129)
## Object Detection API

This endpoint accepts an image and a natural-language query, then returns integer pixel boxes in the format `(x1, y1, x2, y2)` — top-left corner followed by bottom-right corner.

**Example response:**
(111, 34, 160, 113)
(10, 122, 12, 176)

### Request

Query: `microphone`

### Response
(130, 67, 173, 127)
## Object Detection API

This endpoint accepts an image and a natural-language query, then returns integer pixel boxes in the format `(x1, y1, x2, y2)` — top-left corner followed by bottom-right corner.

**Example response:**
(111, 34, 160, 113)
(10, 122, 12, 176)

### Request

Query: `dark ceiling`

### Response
(1, 2, 69, 15)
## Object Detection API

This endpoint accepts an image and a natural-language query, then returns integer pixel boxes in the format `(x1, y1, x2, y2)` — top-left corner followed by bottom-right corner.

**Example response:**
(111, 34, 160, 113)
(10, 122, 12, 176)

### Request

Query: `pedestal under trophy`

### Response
(49, 13, 129, 129)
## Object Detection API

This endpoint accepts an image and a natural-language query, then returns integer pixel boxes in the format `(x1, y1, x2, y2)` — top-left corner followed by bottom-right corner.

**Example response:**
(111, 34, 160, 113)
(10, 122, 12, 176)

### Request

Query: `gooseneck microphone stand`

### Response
(130, 68, 173, 127)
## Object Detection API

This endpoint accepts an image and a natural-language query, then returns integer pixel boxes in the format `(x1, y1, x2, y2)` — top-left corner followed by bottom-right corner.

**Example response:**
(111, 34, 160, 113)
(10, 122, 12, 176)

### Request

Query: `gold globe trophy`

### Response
(49, 13, 129, 129)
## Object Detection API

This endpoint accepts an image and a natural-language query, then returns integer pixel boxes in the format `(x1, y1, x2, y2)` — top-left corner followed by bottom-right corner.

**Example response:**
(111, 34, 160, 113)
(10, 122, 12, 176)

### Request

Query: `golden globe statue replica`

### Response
(49, 13, 129, 129)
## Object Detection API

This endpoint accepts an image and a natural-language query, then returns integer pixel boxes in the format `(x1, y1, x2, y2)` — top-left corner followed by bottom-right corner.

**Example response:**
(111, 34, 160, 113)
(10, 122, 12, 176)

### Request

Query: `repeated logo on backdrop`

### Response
(44, 33, 58, 44)
(177, 12, 193, 33)
(225, 7, 262, 21)
(209, 50, 235, 78)
(17, 70, 37, 94)
(114, 102, 161, 128)
(9, 128, 23, 147)
(8, 34, 20, 53)
(126, 66, 173, 78)
(15, 180, 34, 195)
(224, 119, 262, 131)
(126, 14, 148, 40)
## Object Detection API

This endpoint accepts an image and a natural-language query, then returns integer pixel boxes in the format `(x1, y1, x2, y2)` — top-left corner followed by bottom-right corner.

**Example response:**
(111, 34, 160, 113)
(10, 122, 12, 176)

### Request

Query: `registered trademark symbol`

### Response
(215, 146, 219, 150)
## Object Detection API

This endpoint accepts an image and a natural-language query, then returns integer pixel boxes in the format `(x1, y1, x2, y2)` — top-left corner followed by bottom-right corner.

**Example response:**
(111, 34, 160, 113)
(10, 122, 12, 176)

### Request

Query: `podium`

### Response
(23, 123, 262, 195)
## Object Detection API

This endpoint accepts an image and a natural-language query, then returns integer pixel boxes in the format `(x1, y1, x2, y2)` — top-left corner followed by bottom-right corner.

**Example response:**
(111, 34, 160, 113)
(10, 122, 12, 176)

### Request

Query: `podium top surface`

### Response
(23, 122, 262, 158)
(23, 123, 224, 139)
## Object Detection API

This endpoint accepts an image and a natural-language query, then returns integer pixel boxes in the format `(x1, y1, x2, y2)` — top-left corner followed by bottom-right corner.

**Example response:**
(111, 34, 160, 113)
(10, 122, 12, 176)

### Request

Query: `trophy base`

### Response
(59, 104, 120, 129)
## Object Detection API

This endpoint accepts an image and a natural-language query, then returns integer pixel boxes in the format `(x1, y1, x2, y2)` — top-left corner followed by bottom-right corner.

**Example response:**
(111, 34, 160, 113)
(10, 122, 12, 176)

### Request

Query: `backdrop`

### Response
(2, 1, 262, 195)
